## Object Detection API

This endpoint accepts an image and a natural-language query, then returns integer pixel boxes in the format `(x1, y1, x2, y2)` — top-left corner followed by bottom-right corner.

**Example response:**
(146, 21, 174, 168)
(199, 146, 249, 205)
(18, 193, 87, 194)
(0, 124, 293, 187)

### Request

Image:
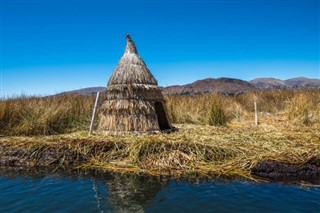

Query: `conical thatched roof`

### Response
(98, 34, 172, 133)
(108, 34, 157, 86)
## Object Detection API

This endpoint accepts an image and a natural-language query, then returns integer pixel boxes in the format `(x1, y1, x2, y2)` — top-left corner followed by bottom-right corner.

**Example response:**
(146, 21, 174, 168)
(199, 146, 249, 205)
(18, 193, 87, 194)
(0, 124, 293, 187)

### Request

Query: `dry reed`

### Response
(166, 89, 320, 126)
(1, 115, 319, 179)
(1, 89, 319, 180)
(0, 94, 94, 135)
(1, 89, 319, 136)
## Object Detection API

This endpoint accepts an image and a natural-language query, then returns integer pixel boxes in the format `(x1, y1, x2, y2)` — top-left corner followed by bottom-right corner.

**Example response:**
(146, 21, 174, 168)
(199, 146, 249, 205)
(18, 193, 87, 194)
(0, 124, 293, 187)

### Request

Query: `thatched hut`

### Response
(98, 34, 172, 133)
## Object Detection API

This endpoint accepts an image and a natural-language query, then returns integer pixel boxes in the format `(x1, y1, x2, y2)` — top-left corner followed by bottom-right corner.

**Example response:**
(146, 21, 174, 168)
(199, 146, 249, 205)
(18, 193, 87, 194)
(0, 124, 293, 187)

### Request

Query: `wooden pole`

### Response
(89, 92, 100, 136)
(254, 101, 259, 125)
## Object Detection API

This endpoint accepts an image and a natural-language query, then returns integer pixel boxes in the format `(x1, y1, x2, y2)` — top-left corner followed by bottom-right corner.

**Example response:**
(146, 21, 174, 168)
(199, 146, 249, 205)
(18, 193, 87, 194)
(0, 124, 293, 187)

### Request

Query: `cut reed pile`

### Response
(1, 113, 319, 180)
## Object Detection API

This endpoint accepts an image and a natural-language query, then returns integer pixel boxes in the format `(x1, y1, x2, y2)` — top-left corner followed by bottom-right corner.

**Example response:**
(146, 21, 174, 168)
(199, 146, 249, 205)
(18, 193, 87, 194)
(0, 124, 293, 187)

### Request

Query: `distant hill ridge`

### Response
(163, 77, 254, 96)
(62, 77, 320, 96)
(250, 77, 320, 89)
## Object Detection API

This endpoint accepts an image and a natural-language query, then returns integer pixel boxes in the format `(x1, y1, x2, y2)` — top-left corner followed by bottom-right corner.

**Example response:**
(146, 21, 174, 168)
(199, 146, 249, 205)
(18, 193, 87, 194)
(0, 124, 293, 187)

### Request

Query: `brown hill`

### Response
(60, 87, 105, 96)
(249, 78, 287, 89)
(284, 77, 320, 88)
(251, 77, 320, 89)
(162, 78, 255, 96)
(60, 77, 319, 96)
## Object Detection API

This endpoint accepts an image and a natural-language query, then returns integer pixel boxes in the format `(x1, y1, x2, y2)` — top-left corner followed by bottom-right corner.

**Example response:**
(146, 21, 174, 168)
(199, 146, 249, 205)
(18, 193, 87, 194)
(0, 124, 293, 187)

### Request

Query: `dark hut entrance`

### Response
(155, 102, 171, 130)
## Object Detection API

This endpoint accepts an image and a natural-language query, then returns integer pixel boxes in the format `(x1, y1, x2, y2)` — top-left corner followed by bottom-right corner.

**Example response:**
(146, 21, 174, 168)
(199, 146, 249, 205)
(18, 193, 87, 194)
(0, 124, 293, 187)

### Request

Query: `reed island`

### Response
(1, 35, 319, 183)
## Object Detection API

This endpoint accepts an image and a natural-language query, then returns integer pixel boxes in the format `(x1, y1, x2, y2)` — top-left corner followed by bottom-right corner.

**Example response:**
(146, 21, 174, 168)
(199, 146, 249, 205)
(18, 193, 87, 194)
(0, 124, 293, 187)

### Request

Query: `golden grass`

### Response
(1, 89, 319, 180)
(1, 89, 319, 136)
(0, 94, 94, 135)
(165, 89, 320, 126)
(1, 113, 319, 180)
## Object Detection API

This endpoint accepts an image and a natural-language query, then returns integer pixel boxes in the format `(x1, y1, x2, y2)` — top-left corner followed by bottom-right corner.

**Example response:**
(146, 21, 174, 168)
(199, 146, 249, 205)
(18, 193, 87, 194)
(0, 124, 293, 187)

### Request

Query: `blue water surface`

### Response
(1, 170, 319, 213)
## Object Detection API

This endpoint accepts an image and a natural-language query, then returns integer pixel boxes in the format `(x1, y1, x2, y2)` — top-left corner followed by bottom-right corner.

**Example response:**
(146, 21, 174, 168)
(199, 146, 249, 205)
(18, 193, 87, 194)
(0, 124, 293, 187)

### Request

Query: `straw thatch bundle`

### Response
(98, 34, 172, 133)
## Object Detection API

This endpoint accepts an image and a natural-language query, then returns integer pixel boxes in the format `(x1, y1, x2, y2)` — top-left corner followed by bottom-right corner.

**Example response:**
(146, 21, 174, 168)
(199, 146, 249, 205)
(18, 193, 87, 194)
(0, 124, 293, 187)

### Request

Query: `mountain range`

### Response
(250, 77, 320, 90)
(63, 77, 320, 96)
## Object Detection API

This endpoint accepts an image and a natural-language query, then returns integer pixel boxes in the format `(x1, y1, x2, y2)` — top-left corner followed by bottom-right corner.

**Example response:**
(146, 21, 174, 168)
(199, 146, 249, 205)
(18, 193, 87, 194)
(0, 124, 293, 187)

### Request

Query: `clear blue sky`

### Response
(1, 0, 319, 96)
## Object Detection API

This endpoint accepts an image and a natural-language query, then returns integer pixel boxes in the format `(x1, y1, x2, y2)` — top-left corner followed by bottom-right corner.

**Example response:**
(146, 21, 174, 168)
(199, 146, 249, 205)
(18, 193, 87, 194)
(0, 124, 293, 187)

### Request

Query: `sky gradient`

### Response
(1, 0, 319, 96)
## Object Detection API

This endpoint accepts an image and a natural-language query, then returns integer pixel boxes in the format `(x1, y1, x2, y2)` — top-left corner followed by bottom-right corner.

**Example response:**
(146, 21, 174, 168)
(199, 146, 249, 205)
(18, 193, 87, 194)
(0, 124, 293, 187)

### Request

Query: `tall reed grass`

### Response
(0, 94, 94, 135)
(0, 89, 319, 136)
(166, 89, 320, 125)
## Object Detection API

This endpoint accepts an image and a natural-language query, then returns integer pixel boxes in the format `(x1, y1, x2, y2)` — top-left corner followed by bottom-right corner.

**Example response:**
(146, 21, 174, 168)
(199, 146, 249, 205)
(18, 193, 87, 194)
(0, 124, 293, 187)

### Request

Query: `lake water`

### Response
(1, 169, 319, 213)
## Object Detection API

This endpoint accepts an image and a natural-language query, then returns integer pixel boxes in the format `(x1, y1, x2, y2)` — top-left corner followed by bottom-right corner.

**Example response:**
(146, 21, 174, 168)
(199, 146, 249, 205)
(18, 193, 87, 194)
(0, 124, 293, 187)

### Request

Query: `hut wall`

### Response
(105, 85, 164, 101)
(99, 99, 163, 132)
